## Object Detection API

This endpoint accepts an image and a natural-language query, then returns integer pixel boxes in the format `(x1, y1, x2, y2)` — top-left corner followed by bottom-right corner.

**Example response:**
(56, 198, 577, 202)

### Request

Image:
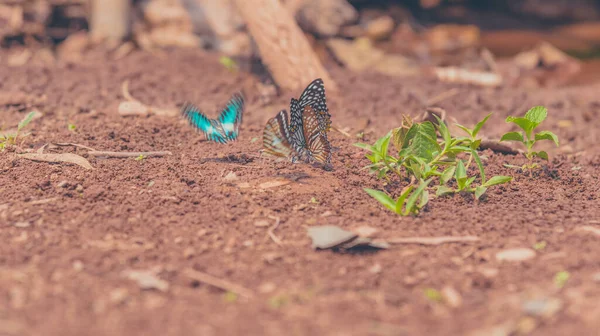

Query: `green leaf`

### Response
(524, 105, 547, 125)
(534, 131, 559, 146)
(535, 151, 549, 160)
(500, 131, 524, 143)
(440, 166, 456, 185)
(405, 122, 440, 161)
(454, 123, 472, 137)
(353, 143, 374, 151)
(505, 117, 534, 134)
(424, 288, 443, 303)
(379, 133, 391, 158)
(436, 185, 454, 197)
(18, 111, 36, 131)
(472, 113, 492, 138)
(553, 271, 570, 289)
(464, 176, 476, 189)
(470, 149, 486, 184)
(455, 160, 467, 181)
(395, 186, 414, 214)
(418, 189, 429, 209)
(404, 179, 431, 216)
(435, 116, 452, 150)
(474, 186, 487, 200)
(364, 188, 397, 213)
(482, 175, 512, 187)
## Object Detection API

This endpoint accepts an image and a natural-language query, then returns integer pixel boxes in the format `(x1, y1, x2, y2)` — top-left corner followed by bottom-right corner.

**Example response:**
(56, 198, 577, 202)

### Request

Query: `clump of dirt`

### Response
(0, 48, 599, 335)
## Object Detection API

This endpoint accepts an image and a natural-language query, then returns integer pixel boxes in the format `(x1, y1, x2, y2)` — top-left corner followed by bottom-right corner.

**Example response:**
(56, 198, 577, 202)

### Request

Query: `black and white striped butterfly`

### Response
(263, 78, 332, 164)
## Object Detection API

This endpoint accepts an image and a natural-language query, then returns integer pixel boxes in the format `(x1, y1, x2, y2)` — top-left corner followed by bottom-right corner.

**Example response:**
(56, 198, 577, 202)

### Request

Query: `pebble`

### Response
(14, 221, 30, 228)
(366, 16, 395, 40)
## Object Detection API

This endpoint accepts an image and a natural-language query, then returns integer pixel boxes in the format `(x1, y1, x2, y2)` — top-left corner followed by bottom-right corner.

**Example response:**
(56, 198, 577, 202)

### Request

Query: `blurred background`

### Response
(2, 0, 600, 88)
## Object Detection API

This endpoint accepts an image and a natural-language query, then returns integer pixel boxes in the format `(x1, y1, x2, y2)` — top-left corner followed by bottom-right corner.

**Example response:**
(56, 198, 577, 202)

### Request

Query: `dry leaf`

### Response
(18, 153, 93, 170)
(387, 236, 479, 245)
(307, 225, 357, 249)
(118, 101, 149, 116)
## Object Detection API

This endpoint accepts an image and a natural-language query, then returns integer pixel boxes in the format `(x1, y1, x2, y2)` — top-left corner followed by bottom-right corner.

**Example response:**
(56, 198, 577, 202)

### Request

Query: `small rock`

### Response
(320, 210, 335, 217)
(183, 247, 195, 258)
(118, 101, 149, 117)
(14, 221, 30, 228)
(495, 248, 536, 262)
(57, 180, 69, 188)
(259, 282, 276, 294)
(441, 286, 462, 308)
(73, 260, 84, 271)
(109, 288, 129, 304)
(122, 270, 169, 292)
(478, 267, 499, 278)
(223, 171, 238, 182)
(75, 184, 84, 192)
(307, 225, 357, 249)
(522, 297, 563, 318)
(366, 16, 395, 40)
(369, 263, 382, 274)
(592, 272, 600, 282)
(262, 252, 282, 264)
(242, 240, 254, 247)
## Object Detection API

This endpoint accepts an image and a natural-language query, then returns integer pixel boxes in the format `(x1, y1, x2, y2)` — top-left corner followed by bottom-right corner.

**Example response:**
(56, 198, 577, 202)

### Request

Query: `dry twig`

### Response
(387, 236, 480, 245)
(87, 151, 172, 158)
(267, 215, 283, 246)
(182, 268, 255, 299)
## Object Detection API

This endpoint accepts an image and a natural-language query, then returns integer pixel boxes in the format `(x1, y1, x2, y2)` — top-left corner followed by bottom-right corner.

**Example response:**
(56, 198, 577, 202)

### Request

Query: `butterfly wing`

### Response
(288, 98, 306, 151)
(301, 105, 331, 164)
(217, 92, 244, 141)
(181, 102, 227, 144)
(297, 78, 331, 132)
(263, 110, 295, 159)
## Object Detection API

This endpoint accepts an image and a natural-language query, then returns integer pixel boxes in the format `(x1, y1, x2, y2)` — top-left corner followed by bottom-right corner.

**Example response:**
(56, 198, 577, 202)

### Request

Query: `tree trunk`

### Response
(90, 0, 131, 40)
(233, 0, 337, 92)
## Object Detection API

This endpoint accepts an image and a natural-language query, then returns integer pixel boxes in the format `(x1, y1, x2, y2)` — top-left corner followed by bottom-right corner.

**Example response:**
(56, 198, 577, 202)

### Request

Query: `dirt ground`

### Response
(1, 47, 600, 336)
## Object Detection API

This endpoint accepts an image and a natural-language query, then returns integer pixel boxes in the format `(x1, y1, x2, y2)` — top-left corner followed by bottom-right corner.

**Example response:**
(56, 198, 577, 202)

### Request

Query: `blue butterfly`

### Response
(181, 93, 244, 144)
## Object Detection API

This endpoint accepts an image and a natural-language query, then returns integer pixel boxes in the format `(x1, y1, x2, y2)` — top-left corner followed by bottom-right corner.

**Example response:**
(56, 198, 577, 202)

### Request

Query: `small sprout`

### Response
(68, 123, 77, 132)
(1, 111, 36, 150)
(356, 131, 365, 139)
(533, 241, 547, 251)
(223, 291, 238, 303)
(553, 271, 570, 289)
(309, 197, 319, 204)
(501, 105, 559, 172)
(219, 56, 239, 73)
(268, 294, 290, 309)
(424, 288, 443, 303)
(135, 154, 146, 161)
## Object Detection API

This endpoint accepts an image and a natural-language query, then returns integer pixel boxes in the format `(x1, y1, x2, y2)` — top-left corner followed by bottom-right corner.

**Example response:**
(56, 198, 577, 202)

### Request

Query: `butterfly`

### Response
(262, 78, 332, 164)
(181, 93, 244, 144)
(263, 106, 331, 164)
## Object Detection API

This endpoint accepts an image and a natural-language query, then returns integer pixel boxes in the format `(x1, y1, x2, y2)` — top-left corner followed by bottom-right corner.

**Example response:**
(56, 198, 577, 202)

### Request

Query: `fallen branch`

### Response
(88, 151, 172, 158)
(182, 268, 255, 299)
(387, 236, 480, 245)
(18, 153, 94, 170)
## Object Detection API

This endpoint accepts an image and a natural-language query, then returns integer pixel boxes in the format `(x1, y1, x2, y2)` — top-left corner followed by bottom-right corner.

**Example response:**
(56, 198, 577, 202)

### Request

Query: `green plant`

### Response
(364, 179, 431, 216)
(135, 154, 146, 161)
(500, 106, 559, 171)
(0, 111, 36, 150)
(219, 56, 239, 73)
(355, 113, 512, 215)
(68, 123, 77, 132)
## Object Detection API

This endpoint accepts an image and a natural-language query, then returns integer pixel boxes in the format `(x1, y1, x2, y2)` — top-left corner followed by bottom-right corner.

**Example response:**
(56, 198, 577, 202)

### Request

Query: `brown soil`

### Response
(1, 48, 600, 336)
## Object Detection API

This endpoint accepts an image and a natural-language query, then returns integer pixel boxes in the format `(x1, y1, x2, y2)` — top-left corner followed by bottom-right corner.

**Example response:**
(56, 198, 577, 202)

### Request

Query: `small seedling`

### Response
(533, 241, 547, 251)
(553, 271, 570, 289)
(68, 123, 77, 132)
(219, 56, 239, 73)
(423, 288, 443, 303)
(223, 291, 238, 303)
(0, 111, 36, 150)
(135, 154, 146, 161)
(500, 106, 559, 171)
(309, 197, 319, 204)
